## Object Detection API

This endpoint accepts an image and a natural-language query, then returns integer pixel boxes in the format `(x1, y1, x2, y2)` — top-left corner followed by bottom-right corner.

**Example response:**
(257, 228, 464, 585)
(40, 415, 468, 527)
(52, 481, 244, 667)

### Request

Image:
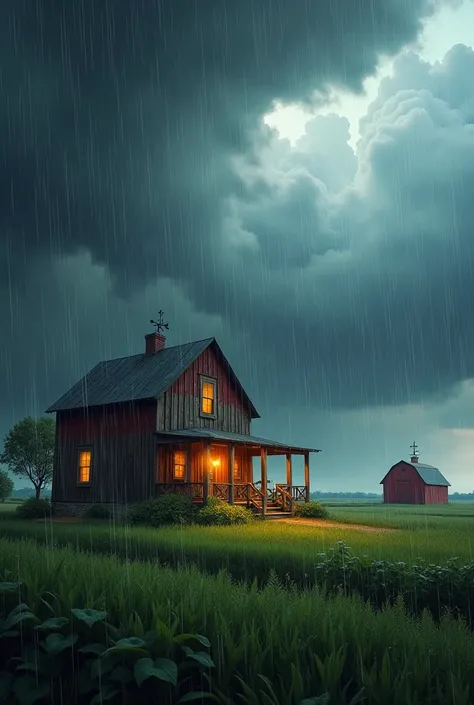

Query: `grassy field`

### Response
(1, 536, 473, 704)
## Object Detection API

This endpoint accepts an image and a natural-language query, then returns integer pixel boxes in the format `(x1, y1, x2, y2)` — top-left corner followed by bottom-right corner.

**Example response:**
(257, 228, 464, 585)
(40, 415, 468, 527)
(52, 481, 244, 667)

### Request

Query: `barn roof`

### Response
(380, 461, 451, 487)
(45, 338, 259, 417)
(156, 428, 321, 453)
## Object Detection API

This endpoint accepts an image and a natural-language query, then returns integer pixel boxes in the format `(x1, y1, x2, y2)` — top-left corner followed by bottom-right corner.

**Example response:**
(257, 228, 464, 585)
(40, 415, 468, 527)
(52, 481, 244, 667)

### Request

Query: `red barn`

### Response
(380, 454, 450, 504)
(46, 321, 321, 518)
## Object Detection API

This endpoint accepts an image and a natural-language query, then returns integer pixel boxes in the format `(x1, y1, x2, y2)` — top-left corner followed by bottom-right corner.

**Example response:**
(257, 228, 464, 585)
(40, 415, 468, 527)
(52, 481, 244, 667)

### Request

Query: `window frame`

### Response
(173, 448, 187, 481)
(199, 375, 217, 419)
(77, 446, 93, 486)
(233, 458, 242, 481)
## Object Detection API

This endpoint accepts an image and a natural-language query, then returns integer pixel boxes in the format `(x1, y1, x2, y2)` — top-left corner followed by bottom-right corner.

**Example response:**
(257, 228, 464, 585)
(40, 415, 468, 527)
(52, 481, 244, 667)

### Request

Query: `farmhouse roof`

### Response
(380, 461, 451, 487)
(156, 428, 321, 454)
(45, 338, 259, 417)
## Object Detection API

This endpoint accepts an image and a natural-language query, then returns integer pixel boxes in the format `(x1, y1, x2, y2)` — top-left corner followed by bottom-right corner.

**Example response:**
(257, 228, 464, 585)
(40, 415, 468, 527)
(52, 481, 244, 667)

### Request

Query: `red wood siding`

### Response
(156, 346, 252, 434)
(52, 400, 157, 505)
(382, 462, 425, 504)
(424, 484, 448, 504)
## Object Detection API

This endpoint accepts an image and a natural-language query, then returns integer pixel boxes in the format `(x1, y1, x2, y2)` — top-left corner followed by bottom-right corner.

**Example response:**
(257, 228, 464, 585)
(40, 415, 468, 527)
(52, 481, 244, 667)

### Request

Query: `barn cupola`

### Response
(145, 310, 169, 355)
(410, 441, 419, 464)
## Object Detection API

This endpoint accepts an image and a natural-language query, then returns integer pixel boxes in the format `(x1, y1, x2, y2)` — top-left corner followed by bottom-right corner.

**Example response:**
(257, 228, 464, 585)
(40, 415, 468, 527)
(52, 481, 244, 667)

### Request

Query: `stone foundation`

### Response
(53, 502, 126, 518)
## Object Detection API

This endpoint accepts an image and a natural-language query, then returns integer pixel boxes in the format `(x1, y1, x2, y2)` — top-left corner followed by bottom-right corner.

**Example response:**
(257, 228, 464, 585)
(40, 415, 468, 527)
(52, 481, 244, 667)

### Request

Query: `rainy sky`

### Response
(1, 0, 474, 492)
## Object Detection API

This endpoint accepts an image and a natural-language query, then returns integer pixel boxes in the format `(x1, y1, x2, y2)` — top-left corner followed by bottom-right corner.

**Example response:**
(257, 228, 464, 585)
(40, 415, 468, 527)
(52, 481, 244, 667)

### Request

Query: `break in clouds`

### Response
(1, 0, 473, 431)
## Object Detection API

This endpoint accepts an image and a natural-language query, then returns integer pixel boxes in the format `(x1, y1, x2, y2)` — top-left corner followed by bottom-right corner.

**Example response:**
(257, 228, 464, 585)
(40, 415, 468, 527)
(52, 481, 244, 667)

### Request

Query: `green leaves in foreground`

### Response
(0, 585, 218, 704)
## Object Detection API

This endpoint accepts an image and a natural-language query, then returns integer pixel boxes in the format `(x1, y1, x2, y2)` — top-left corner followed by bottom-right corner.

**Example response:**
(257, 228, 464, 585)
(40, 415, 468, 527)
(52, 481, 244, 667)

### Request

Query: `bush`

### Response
(126, 494, 197, 527)
(82, 503, 112, 520)
(197, 497, 255, 526)
(15, 497, 52, 520)
(295, 501, 330, 519)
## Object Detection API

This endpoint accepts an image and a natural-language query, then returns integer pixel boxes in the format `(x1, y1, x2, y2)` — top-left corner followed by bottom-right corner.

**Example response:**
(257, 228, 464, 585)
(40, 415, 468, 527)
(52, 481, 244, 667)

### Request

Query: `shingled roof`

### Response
(45, 337, 259, 417)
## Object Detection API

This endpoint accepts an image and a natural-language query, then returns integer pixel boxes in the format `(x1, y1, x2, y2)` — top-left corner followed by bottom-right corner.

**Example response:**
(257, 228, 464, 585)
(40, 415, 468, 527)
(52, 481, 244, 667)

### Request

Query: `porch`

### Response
(155, 428, 321, 518)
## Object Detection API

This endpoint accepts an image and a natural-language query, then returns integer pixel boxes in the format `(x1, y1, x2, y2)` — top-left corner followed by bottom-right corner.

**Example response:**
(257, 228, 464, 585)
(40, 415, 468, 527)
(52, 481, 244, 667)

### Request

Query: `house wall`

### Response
(52, 400, 157, 507)
(156, 443, 253, 484)
(156, 346, 252, 434)
(382, 462, 425, 504)
(424, 484, 449, 504)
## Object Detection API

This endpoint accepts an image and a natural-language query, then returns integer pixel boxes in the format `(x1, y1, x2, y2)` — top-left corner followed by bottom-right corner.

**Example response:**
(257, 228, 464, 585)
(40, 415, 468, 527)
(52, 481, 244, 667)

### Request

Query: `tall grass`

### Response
(1, 537, 473, 704)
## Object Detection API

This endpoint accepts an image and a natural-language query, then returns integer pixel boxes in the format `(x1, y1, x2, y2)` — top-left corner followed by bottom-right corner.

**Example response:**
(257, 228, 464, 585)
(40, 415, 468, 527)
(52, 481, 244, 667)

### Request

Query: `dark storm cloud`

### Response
(0, 0, 461, 425)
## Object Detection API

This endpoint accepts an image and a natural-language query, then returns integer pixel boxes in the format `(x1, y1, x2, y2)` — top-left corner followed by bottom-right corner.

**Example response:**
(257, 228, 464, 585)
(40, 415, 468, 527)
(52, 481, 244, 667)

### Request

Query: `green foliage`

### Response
(83, 503, 112, 520)
(1, 540, 474, 704)
(126, 494, 197, 527)
(0, 470, 13, 502)
(15, 497, 52, 520)
(0, 416, 55, 499)
(197, 497, 255, 525)
(295, 501, 330, 519)
(0, 582, 216, 705)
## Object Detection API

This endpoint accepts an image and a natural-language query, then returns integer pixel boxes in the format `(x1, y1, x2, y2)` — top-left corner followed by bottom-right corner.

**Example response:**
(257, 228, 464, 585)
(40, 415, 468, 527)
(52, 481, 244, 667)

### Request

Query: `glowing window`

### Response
(78, 449, 92, 484)
(234, 460, 241, 480)
(174, 450, 186, 480)
(201, 379, 215, 415)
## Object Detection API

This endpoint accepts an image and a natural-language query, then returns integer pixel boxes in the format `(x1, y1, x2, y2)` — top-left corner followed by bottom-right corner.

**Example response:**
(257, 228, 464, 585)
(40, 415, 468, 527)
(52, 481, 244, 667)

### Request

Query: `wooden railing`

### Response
(211, 483, 230, 501)
(233, 483, 251, 504)
(155, 483, 204, 501)
(275, 484, 308, 503)
(248, 483, 266, 514)
(274, 484, 294, 513)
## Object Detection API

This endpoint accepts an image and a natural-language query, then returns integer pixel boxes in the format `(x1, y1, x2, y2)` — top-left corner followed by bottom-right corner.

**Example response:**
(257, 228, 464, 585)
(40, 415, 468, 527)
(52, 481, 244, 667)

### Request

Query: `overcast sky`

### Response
(1, 0, 474, 492)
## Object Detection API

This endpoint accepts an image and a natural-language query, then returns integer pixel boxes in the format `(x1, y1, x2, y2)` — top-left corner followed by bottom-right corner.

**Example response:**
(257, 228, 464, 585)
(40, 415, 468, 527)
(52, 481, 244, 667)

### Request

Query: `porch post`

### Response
(304, 451, 310, 502)
(228, 444, 235, 505)
(286, 453, 292, 487)
(260, 447, 267, 516)
(203, 441, 211, 502)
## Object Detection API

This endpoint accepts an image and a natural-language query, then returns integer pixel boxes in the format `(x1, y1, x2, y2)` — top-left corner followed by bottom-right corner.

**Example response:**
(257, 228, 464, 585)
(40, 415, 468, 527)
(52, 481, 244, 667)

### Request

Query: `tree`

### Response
(0, 470, 14, 502)
(0, 417, 55, 499)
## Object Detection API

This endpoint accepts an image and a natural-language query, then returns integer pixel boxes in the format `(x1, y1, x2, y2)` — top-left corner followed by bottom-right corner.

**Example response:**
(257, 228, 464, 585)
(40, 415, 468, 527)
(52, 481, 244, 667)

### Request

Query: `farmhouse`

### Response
(46, 316, 320, 518)
(380, 443, 450, 504)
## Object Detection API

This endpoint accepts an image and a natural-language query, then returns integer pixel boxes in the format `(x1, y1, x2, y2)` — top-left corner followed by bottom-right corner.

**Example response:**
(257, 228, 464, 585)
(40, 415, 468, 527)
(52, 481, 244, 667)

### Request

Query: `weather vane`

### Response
(410, 441, 419, 457)
(150, 310, 169, 335)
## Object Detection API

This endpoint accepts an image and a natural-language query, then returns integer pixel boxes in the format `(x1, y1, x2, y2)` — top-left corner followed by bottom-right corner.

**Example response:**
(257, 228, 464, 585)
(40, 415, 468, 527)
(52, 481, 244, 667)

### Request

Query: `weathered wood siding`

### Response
(424, 484, 448, 504)
(156, 346, 252, 434)
(52, 400, 157, 505)
(382, 462, 425, 504)
(156, 442, 253, 483)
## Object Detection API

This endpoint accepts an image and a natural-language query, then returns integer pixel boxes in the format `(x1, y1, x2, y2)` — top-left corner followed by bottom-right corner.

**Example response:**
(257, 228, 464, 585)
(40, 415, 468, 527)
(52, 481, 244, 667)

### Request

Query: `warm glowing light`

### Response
(211, 458, 220, 467)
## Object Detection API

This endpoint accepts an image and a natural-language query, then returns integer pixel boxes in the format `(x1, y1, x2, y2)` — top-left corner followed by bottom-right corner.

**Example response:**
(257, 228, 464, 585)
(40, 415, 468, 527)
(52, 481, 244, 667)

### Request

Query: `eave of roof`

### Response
(156, 428, 321, 453)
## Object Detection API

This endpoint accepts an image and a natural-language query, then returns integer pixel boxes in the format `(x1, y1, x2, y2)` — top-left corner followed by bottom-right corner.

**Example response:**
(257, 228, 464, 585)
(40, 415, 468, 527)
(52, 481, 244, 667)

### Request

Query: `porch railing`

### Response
(275, 484, 308, 503)
(274, 484, 294, 513)
(211, 483, 231, 501)
(155, 482, 204, 501)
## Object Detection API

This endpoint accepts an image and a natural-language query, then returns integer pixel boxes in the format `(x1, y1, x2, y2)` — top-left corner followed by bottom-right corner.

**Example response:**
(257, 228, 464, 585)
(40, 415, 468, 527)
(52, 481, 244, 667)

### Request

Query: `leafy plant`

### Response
(197, 497, 255, 526)
(126, 494, 197, 527)
(0, 583, 217, 705)
(15, 497, 52, 520)
(295, 501, 330, 519)
(83, 503, 112, 520)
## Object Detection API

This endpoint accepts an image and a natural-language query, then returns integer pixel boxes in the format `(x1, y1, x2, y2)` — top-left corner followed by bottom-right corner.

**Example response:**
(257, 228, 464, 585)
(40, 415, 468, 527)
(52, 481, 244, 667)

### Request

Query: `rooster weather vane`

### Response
(150, 310, 169, 335)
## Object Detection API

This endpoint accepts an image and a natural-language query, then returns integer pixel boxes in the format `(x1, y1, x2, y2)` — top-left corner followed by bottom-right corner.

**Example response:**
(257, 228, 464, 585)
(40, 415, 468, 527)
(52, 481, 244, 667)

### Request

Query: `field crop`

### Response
(1, 537, 473, 704)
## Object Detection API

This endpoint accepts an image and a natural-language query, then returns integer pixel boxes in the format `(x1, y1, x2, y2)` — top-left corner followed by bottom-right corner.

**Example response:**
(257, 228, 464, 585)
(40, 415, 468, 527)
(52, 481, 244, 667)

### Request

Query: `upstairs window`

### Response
(78, 449, 92, 484)
(173, 450, 186, 480)
(200, 376, 216, 417)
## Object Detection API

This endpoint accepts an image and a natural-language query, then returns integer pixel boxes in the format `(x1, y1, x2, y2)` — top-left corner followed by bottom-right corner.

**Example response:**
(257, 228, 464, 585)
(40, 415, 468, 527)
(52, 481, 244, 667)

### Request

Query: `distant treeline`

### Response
(310, 491, 382, 500)
(10, 487, 52, 500)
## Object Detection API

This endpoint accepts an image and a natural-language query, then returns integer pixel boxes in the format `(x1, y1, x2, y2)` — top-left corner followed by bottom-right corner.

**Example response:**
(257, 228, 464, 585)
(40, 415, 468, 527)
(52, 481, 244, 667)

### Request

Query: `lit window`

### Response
(201, 379, 215, 415)
(78, 450, 92, 484)
(174, 450, 186, 480)
(234, 460, 241, 480)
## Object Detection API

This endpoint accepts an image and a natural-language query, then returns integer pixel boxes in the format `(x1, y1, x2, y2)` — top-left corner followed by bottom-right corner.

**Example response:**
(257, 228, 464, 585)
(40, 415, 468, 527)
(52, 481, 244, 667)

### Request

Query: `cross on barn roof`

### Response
(150, 310, 169, 335)
(410, 441, 418, 457)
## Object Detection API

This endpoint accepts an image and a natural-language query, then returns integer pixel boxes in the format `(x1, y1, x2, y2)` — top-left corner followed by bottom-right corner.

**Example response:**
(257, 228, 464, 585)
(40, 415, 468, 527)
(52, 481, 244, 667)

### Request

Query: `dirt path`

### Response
(280, 518, 397, 533)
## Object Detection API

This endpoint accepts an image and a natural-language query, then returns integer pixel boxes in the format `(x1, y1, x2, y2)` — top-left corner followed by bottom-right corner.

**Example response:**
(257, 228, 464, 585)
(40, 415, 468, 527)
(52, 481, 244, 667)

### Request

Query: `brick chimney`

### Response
(410, 455, 418, 464)
(145, 332, 166, 355)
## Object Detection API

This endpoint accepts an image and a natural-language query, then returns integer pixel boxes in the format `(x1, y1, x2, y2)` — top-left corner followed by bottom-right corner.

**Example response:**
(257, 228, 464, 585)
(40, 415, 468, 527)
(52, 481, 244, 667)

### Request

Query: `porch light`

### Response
(211, 458, 220, 467)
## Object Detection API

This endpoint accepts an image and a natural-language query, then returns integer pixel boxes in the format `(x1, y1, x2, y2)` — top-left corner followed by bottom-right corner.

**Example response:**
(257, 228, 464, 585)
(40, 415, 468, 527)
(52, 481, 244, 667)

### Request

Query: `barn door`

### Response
(396, 479, 414, 503)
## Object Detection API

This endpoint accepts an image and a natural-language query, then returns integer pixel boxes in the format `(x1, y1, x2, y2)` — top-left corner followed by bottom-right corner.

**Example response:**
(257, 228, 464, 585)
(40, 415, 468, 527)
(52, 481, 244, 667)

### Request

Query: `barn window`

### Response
(200, 376, 217, 417)
(173, 450, 187, 480)
(77, 449, 92, 484)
